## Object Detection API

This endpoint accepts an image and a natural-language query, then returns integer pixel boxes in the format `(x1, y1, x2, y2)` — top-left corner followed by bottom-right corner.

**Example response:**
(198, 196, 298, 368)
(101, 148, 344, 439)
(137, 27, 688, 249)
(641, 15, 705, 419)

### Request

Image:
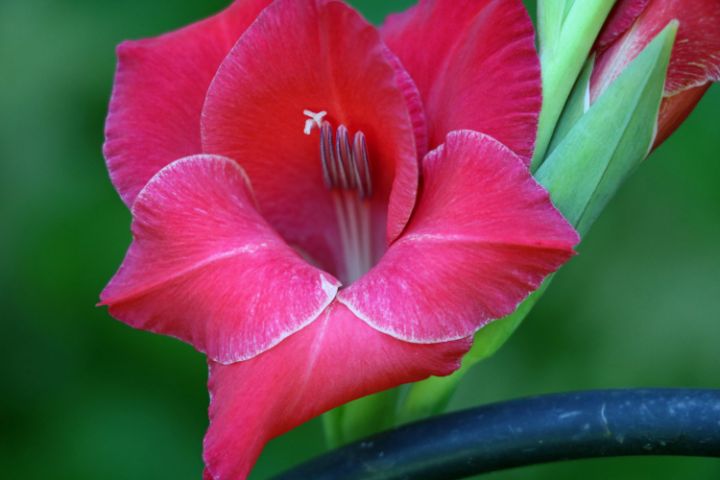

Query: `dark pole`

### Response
(275, 389, 720, 480)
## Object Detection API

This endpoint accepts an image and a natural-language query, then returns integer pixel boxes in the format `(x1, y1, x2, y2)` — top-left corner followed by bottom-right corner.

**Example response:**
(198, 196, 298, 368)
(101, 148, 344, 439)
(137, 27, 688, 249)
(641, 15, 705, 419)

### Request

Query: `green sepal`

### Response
(536, 22, 676, 235)
(532, 0, 616, 170)
(537, 0, 576, 52)
(546, 56, 594, 157)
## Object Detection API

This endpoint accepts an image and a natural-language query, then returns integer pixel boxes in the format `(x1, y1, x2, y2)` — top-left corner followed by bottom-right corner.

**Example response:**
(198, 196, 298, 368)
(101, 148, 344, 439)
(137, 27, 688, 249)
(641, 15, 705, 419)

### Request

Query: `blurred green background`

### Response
(1, 0, 718, 478)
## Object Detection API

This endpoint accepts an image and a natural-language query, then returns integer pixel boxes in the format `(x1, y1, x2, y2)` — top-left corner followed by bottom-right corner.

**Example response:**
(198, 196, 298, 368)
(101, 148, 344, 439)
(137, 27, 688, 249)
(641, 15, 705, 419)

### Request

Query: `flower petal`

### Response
(655, 83, 711, 147)
(104, 0, 271, 206)
(100, 155, 339, 364)
(201, 0, 419, 273)
(596, 0, 651, 52)
(381, 0, 541, 162)
(385, 48, 429, 161)
(202, 303, 471, 480)
(339, 131, 579, 344)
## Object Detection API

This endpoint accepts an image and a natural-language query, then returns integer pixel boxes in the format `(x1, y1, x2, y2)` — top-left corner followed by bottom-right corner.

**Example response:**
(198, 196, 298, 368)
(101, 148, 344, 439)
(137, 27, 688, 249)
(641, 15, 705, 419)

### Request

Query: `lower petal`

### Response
(202, 303, 471, 479)
(100, 155, 339, 364)
(340, 131, 579, 343)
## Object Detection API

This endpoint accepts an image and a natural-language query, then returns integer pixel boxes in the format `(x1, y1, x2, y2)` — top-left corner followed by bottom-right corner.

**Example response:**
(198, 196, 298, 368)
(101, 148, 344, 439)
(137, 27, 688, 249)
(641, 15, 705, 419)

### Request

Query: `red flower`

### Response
(100, 1, 578, 478)
(592, 0, 720, 148)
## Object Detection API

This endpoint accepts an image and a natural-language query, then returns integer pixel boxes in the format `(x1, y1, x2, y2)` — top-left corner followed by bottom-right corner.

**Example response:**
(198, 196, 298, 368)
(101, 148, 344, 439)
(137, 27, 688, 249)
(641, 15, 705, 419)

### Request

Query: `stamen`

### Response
(353, 132, 372, 199)
(335, 125, 352, 190)
(306, 114, 375, 283)
(319, 121, 335, 189)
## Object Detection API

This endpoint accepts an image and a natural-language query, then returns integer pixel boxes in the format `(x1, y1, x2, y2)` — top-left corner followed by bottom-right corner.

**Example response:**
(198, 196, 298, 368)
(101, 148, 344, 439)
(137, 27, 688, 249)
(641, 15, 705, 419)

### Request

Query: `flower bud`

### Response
(590, 0, 720, 150)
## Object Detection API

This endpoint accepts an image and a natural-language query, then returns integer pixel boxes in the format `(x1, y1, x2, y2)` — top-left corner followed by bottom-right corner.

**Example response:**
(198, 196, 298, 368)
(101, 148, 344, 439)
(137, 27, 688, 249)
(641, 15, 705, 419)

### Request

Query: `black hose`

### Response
(274, 388, 720, 480)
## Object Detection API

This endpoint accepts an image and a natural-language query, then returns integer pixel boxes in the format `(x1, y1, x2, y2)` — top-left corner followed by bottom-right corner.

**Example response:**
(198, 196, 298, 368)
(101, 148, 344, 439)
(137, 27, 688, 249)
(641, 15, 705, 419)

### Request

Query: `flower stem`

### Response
(321, 408, 344, 450)
(323, 388, 399, 449)
(398, 282, 548, 424)
(339, 389, 399, 444)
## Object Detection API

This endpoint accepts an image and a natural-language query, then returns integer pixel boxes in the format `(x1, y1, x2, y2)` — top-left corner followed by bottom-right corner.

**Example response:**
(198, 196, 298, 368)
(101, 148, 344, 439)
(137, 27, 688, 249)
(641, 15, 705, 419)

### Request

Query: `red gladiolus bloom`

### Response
(592, 0, 720, 149)
(100, 1, 578, 478)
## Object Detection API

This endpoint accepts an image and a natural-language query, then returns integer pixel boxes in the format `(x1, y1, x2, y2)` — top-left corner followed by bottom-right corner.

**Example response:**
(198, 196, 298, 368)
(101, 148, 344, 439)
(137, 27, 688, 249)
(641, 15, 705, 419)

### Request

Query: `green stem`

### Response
(398, 283, 549, 424)
(321, 408, 344, 450)
(397, 362, 469, 425)
(322, 388, 400, 448)
(339, 388, 399, 444)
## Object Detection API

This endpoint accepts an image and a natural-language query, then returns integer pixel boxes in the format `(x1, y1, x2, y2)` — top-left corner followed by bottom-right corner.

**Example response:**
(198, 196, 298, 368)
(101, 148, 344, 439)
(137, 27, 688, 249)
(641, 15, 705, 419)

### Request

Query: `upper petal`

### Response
(201, 0, 420, 273)
(203, 303, 471, 480)
(104, 0, 271, 206)
(385, 48, 430, 161)
(381, 0, 542, 162)
(100, 154, 339, 364)
(339, 131, 579, 344)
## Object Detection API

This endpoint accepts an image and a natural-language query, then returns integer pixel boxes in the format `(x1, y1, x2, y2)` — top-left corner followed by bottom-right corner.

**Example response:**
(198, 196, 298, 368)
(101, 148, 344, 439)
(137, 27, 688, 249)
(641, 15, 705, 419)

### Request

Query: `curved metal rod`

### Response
(275, 389, 720, 480)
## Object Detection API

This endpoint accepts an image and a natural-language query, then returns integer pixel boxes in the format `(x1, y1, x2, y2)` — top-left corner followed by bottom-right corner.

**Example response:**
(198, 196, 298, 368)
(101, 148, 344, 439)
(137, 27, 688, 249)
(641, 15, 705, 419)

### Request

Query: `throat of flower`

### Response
(306, 111, 374, 283)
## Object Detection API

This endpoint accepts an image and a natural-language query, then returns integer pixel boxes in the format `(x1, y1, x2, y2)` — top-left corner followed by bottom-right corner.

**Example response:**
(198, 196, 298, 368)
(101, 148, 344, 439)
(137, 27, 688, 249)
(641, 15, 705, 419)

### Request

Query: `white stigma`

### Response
(303, 109, 328, 135)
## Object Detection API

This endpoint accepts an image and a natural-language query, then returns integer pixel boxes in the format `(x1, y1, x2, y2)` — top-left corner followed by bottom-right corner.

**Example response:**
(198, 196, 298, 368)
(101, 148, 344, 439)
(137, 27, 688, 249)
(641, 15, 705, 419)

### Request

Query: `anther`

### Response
(312, 119, 372, 199)
(353, 132, 372, 199)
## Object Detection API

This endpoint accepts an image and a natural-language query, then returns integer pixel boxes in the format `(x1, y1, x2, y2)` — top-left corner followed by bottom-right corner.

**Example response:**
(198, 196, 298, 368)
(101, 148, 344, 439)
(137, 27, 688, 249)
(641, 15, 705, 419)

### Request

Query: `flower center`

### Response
(304, 110, 375, 283)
